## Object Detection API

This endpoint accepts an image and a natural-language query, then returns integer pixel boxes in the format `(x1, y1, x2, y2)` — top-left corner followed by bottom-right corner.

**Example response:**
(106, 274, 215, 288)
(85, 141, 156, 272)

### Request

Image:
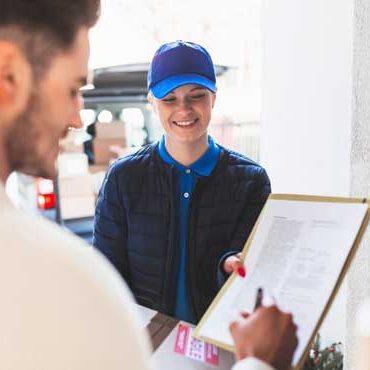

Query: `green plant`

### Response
(303, 334, 343, 370)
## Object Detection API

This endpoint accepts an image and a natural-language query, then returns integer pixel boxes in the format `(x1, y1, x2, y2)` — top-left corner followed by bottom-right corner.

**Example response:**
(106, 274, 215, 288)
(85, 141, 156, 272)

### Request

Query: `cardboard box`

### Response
(88, 166, 108, 196)
(93, 138, 127, 165)
(89, 164, 108, 174)
(60, 142, 84, 153)
(58, 153, 89, 178)
(58, 174, 94, 198)
(91, 172, 106, 196)
(59, 129, 90, 153)
(95, 121, 126, 139)
(135, 305, 236, 369)
(60, 195, 95, 220)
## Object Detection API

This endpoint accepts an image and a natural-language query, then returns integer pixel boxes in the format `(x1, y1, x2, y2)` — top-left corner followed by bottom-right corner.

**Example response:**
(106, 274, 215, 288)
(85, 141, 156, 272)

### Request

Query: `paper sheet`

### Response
(196, 198, 368, 366)
(135, 304, 157, 329)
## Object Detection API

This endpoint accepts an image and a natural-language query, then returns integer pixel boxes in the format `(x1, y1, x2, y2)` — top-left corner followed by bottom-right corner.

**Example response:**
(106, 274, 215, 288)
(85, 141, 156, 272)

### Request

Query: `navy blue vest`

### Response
(93, 143, 271, 322)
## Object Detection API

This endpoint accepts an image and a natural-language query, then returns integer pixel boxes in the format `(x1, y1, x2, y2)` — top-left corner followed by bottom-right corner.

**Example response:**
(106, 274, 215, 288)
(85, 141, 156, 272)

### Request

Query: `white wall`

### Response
(260, 0, 354, 347)
(346, 1, 370, 368)
(261, 0, 353, 196)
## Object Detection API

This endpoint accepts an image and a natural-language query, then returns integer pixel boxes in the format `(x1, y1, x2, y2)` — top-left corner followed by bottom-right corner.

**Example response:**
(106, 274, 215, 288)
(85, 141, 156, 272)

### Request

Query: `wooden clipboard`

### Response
(193, 194, 370, 370)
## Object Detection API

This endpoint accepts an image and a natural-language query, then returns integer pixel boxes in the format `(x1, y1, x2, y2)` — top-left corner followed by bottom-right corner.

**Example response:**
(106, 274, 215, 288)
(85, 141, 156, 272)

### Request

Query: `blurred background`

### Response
(6, 2, 370, 368)
(87, 0, 262, 160)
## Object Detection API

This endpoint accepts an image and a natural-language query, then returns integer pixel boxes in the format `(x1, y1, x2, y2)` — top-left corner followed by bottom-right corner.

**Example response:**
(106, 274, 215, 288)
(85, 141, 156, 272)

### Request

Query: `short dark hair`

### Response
(0, 0, 100, 77)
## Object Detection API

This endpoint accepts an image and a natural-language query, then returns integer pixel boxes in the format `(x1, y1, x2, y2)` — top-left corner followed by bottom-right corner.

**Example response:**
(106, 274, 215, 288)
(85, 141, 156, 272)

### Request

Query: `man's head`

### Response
(0, 0, 100, 180)
(148, 41, 217, 145)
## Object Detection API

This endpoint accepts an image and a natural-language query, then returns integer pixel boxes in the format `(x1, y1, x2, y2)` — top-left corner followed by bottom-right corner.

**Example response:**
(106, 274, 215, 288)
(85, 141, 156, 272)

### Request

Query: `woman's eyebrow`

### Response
(190, 87, 206, 92)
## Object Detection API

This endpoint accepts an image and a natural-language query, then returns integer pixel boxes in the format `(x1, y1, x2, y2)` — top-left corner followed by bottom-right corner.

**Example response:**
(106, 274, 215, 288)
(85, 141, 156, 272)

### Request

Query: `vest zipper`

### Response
(162, 166, 177, 315)
(186, 177, 207, 321)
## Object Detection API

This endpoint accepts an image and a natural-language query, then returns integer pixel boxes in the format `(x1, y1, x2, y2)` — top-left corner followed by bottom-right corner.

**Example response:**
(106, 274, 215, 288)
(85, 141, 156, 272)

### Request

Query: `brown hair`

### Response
(0, 0, 100, 77)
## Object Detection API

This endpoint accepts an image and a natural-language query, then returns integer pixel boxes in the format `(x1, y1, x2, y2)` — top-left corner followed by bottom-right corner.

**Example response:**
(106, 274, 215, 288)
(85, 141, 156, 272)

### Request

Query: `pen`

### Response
(253, 287, 263, 311)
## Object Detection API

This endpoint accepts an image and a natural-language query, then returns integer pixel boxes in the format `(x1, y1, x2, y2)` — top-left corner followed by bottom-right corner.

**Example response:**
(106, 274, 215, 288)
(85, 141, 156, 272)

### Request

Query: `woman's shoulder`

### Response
(102, 142, 165, 190)
(217, 146, 269, 182)
(107, 143, 160, 177)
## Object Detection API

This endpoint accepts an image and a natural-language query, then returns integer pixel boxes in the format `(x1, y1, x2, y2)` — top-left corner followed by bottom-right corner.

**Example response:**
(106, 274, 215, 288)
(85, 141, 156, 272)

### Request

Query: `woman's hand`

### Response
(223, 253, 246, 277)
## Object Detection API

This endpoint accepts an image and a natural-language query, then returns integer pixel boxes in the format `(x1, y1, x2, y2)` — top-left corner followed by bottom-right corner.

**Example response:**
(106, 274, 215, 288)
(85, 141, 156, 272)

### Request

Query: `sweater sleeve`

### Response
(232, 358, 275, 370)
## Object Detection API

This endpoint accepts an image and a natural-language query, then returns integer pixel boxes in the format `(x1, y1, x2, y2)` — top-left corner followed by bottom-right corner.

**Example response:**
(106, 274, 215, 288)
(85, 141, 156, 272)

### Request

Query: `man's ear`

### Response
(0, 41, 32, 121)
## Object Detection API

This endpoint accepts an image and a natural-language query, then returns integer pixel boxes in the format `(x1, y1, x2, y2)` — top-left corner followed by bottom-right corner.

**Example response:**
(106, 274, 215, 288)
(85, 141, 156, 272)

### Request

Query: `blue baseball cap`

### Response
(148, 40, 217, 99)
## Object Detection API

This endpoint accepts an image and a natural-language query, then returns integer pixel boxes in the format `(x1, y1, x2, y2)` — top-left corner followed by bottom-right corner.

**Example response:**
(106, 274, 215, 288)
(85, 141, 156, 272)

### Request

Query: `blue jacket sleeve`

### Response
(214, 167, 271, 289)
(93, 166, 129, 282)
(230, 167, 271, 251)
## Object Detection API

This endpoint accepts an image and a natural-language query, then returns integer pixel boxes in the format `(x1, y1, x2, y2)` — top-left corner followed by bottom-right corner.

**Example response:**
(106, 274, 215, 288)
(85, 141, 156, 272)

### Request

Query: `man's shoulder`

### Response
(0, 208, 139, 323)
(0, 209, 153, 369)
(1, 208, 124, 289)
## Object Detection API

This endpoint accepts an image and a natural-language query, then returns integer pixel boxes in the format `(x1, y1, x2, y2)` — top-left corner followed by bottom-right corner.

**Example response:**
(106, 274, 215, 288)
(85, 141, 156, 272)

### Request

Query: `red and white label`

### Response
(174, 323, 219, 367)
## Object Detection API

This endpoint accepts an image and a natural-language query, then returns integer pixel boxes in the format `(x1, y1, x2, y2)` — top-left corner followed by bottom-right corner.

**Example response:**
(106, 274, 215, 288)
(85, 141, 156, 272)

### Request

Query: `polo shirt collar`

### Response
(158, 135, 220, 177)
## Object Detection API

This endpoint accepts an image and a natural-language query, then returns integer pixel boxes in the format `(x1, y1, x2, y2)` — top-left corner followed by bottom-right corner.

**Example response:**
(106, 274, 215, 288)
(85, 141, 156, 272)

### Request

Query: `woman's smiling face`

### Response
(150, 84, 216, 144)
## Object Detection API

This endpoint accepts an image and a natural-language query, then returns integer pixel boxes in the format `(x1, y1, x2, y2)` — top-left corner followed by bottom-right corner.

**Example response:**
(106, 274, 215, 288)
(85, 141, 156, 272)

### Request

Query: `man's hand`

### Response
(223, 253, 246, 277)
(229, 306, 298, 370)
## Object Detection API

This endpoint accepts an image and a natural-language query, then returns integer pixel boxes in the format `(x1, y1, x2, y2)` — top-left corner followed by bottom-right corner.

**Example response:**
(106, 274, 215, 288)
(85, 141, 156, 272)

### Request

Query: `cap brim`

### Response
(150, 74, 216, 99)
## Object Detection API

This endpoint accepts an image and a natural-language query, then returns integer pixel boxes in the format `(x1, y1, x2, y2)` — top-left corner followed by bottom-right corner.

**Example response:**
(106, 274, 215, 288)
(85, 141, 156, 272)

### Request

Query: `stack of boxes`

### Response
(55, 121, 128, 220)
(57, 153, 95, 220)
(59, 130, 86, 154)
(93, 120, 126, 166)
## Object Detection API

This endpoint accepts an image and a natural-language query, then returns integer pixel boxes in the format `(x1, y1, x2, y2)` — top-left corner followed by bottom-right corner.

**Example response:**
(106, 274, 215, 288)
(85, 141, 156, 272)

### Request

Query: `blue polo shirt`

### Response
(158, 135, 220, 323)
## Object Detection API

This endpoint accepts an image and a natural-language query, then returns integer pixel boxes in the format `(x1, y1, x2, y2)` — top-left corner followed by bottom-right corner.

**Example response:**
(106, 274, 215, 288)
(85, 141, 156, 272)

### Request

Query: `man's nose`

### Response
(70, 95, 84, 129)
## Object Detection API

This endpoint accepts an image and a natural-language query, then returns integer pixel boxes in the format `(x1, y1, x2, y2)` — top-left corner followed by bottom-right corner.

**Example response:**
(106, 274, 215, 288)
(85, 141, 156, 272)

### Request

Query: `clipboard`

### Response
(193, 194, 370, 370)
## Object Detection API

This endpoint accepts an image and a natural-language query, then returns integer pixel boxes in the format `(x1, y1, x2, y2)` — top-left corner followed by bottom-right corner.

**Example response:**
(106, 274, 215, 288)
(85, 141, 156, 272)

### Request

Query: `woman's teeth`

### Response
(174, 119, 197, 126)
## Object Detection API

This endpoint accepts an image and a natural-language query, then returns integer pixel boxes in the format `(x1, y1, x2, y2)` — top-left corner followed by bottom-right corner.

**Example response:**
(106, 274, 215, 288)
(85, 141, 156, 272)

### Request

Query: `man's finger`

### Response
(240, 311, 251, 319)
(229, 319, 240, 333)
(262, 293, 276, 307)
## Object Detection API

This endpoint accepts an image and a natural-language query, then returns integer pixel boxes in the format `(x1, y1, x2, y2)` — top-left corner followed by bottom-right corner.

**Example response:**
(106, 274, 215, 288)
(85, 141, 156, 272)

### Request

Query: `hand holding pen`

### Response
(229, 286, 298, 369)
(254, 287, 264, 311)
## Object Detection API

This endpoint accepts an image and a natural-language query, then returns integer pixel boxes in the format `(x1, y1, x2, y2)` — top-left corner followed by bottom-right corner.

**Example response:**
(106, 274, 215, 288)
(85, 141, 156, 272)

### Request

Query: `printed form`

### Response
(195, 198, 368, 367)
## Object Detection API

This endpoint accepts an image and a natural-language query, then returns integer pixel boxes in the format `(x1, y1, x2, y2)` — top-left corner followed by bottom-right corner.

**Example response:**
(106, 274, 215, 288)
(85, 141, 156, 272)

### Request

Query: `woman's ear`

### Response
(147, 92, 158, 114)
(211, 92, 217, 108)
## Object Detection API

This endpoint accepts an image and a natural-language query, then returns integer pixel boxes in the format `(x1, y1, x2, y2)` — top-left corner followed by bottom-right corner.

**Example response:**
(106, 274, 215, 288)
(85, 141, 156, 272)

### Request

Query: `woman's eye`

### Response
(191, 94, 206, 99)
(163, 97, 175, 103)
